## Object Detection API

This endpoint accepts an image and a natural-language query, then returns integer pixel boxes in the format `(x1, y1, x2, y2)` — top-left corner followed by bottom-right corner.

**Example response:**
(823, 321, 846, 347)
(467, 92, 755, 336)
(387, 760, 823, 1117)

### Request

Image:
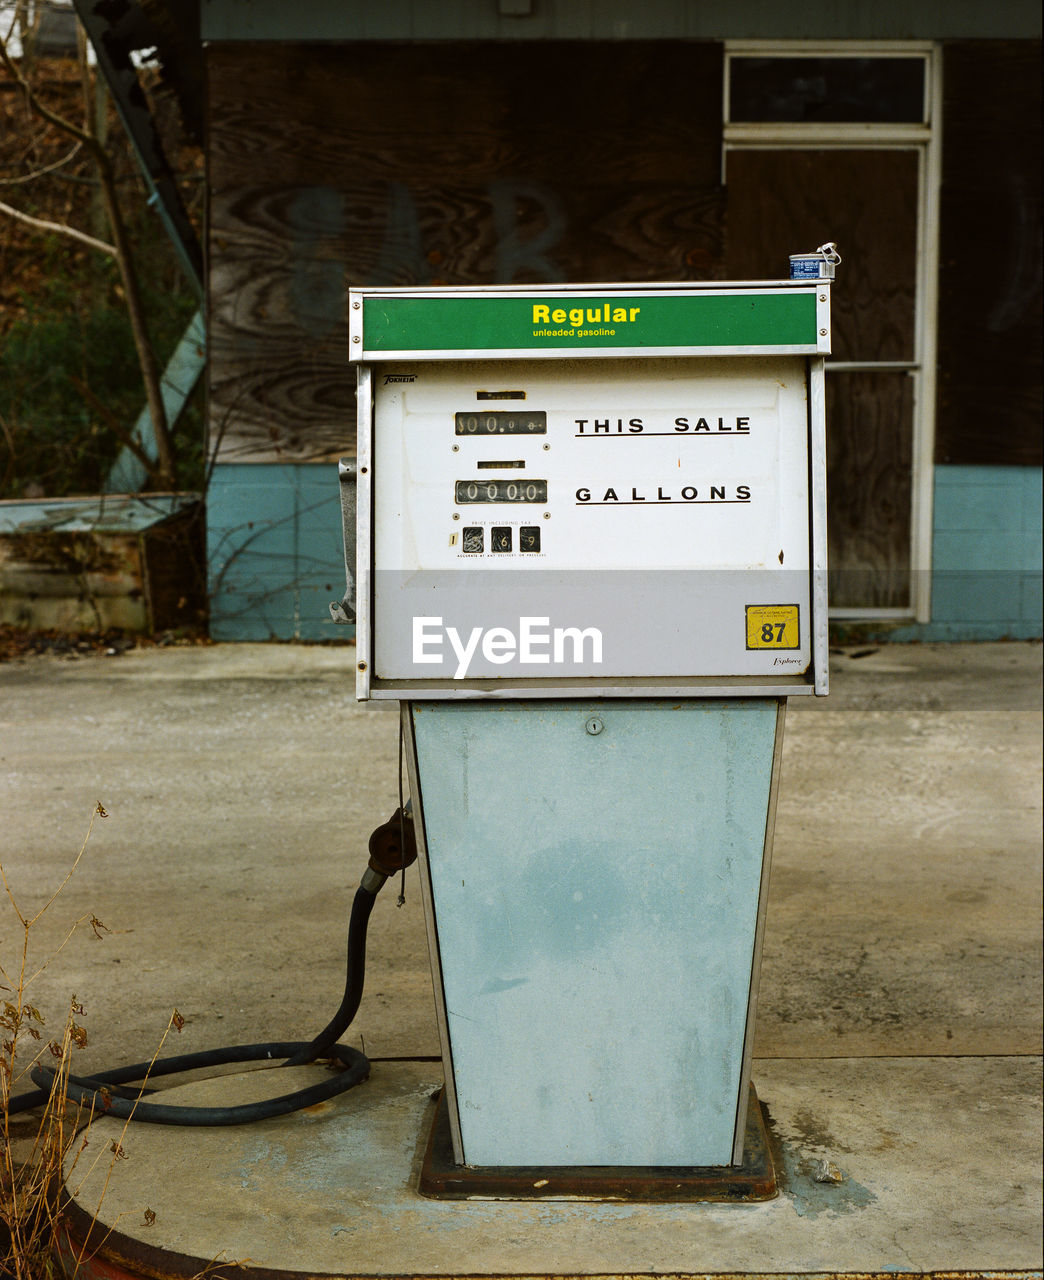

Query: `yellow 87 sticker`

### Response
(746, 604, 800, 650)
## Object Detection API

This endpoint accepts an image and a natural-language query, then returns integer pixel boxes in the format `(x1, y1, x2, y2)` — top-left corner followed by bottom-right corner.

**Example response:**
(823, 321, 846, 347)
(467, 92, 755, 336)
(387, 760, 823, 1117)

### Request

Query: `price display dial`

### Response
(455, 411, 547, 436)
(455, 479, 548, 504)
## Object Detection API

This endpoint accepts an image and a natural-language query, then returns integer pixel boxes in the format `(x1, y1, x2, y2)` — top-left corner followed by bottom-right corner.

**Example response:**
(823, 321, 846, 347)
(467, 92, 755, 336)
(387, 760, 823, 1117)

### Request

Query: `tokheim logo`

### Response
(413, 616, 603, 679)
(383, 373, 416, 384)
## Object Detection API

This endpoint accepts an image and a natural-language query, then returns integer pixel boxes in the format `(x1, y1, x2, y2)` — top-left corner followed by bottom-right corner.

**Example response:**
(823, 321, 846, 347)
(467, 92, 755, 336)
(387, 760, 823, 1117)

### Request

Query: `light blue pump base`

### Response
(406, 697, 784, 1170)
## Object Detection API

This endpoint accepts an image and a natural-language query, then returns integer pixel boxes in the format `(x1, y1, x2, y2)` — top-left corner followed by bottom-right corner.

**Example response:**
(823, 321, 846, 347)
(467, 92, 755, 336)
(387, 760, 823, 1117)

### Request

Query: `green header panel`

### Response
(358, 289, 821, 356)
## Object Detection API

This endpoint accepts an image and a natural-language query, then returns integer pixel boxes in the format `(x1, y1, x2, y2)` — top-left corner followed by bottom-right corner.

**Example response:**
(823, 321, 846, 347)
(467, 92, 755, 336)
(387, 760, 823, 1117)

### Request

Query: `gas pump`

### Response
(340, 276, 830, 1198)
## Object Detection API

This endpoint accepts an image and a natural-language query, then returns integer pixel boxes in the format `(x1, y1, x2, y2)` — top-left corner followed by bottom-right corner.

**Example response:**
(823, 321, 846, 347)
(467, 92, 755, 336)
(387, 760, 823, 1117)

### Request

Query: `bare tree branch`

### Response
(0, 409, 16, 492)
(0, 139, 83, 184)
(0, 24, 177, 488)
(95, 168, 177, 485)
(0, 197, 116, 255)
(0, 28, 94, 149)
(69, 374, 164, 486)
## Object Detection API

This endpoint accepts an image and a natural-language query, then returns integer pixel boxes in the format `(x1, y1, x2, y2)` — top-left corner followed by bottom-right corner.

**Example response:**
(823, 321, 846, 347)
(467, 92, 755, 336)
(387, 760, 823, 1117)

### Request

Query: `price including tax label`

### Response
(745, 604, 800, 650)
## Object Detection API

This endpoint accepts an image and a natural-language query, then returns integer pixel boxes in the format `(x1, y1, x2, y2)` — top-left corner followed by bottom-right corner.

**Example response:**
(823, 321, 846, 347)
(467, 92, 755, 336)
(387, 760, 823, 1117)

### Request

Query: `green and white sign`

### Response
(350, 284, 829, 359)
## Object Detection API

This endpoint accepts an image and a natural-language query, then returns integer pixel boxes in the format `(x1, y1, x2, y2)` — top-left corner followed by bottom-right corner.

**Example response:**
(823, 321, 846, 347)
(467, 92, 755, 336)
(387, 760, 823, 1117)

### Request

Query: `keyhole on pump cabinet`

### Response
(586, 716, 604, 736)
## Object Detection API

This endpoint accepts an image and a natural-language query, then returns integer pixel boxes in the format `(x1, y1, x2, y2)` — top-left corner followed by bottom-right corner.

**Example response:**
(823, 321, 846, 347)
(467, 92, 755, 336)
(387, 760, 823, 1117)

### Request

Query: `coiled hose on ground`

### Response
(8, 807, 416, 1127)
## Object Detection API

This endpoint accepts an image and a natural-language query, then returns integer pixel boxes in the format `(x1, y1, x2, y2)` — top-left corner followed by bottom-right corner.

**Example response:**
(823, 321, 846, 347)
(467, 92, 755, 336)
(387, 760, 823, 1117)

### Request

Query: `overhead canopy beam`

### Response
(201, 0, 1041, 42)
(73, 0, 204, 298)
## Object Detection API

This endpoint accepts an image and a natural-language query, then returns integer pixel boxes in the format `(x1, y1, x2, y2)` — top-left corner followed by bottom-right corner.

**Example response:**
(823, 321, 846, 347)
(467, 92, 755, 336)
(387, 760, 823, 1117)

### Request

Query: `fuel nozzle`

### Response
(362, 802, 418, 893)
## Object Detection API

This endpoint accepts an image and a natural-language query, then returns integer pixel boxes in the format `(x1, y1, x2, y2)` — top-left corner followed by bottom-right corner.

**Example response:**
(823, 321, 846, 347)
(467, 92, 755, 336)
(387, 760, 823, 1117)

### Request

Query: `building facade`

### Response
(199, 1, 1042, 641)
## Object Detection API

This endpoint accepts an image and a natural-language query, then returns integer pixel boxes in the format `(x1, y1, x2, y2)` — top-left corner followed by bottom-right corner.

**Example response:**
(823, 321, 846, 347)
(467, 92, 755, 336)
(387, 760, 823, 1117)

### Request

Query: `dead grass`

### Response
(0, 803, 190, 1278)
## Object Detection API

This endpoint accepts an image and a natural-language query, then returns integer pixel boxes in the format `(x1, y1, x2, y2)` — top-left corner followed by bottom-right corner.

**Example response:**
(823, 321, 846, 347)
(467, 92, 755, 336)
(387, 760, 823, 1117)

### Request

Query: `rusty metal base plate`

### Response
(418, 1084, 777, 1201)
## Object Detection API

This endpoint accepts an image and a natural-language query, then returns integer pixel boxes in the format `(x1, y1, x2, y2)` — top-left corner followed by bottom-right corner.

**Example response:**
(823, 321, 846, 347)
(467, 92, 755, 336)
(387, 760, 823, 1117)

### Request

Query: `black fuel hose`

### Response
(282, 884, 376, 1068)
(10, 885, 378, 1127)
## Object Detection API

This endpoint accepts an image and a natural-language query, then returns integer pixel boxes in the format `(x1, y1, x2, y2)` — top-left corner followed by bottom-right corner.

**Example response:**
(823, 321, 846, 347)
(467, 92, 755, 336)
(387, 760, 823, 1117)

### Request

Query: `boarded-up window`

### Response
(726, 149, 919, 609)
(207, 42, 724, 462)
(937, 41, 1042, 467)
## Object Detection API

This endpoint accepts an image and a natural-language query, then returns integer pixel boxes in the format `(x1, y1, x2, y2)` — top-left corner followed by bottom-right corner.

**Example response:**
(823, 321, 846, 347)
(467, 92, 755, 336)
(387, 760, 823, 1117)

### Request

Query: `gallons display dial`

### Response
(454, 478, 547, 504)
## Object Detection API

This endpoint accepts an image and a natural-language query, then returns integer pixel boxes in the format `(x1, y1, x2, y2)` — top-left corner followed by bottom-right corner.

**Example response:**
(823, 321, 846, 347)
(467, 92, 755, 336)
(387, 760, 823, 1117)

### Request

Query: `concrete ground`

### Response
(1, 639, 1041, 1276)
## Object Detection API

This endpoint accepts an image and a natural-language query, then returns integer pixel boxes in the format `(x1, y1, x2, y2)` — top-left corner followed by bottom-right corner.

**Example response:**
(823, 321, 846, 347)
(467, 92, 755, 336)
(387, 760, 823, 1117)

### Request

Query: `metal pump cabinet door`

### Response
(408, 697, 783, 1169)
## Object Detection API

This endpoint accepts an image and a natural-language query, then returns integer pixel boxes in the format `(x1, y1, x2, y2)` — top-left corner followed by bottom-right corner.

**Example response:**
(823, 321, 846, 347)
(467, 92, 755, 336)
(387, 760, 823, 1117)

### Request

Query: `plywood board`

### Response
(206, 42, 724, 463)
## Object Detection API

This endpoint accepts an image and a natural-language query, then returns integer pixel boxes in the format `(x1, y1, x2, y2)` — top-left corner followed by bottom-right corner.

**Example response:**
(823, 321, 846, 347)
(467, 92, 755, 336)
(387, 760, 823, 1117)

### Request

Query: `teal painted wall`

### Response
(206, 462, 1042, 643)
(207, 463, 350, 641)
(890, 465, 1042, 642)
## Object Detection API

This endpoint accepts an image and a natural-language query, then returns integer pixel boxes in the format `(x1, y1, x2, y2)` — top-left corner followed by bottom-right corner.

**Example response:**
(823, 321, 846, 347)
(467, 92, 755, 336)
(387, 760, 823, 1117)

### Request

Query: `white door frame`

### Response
(723, 41, 942, 623)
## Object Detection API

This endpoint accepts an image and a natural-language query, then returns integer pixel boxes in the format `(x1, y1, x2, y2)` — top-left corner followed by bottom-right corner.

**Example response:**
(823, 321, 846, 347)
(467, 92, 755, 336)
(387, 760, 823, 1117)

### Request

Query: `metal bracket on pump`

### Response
(343, 275, 831, 1198)
(329, 459, 357, 625)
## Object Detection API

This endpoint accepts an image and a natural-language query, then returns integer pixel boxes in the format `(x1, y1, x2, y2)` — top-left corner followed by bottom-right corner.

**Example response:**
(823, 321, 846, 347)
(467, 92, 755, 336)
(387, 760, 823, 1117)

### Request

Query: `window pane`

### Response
(730, 57, 925, 123)
(826, 370, 913, 611)
(725, 150, 918, 362)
